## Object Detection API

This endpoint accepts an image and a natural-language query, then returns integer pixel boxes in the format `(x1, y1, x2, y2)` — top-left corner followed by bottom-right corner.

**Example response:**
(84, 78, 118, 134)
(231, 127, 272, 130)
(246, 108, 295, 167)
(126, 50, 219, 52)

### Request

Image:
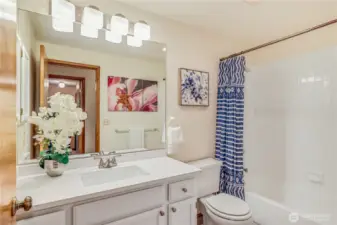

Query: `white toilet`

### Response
(189, 159, 254, 225)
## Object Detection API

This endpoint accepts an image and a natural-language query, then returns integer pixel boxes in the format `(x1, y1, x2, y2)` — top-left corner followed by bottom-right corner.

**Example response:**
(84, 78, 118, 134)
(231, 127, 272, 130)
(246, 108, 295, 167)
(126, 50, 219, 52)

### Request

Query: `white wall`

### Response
(20, 0, 233, 161)
(243, 25, 337, 67)
(38, 41, 166, 152)
(48, 64, 96, 153)
(17, 10, 37, 162)
(18, 10, 36, 62)
(244, 26, 337, 225)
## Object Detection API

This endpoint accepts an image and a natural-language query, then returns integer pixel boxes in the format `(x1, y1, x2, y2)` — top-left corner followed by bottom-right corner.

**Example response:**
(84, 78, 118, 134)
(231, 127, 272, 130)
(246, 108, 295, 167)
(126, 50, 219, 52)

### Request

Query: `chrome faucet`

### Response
(91, 151, 122, 169)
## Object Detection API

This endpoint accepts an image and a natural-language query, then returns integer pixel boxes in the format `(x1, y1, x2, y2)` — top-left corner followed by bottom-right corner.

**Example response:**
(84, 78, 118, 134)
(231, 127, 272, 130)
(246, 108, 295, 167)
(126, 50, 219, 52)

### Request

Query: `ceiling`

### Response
(26, 10, 166, 61)
(114, 0, 337, 47)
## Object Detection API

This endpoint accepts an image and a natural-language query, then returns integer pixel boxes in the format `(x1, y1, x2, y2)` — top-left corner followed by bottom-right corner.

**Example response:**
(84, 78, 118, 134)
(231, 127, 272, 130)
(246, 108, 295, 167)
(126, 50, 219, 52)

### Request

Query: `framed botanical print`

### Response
(107, 76, 158, 112)
(179, 68, 209, 106)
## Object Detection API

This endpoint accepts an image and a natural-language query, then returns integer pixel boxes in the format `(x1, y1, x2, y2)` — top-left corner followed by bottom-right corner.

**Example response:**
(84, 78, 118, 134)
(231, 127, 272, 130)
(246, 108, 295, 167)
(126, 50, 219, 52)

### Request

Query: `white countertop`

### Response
(17, 157, 201, 212)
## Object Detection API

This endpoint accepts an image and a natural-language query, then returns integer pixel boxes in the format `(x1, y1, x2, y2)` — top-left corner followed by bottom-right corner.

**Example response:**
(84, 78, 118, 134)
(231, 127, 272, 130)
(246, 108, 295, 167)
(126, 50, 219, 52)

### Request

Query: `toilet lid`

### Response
(205, 194, 251, 217)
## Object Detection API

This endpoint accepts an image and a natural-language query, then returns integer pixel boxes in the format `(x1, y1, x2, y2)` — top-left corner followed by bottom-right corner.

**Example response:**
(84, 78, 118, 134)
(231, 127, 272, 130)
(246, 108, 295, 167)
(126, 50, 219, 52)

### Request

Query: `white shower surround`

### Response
(246, 192, 319, 225)
(244, 46, 337, 225)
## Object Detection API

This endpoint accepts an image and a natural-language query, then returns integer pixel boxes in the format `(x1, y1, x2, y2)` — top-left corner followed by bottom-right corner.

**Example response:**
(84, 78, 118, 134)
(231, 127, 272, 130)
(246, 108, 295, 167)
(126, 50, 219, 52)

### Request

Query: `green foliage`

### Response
(38, 146, 70, 169)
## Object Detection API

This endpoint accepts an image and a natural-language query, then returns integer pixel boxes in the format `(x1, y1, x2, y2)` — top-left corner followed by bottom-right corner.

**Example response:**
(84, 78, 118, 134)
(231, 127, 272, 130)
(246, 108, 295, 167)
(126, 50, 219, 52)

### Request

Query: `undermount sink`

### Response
(81, 165, 149, 187)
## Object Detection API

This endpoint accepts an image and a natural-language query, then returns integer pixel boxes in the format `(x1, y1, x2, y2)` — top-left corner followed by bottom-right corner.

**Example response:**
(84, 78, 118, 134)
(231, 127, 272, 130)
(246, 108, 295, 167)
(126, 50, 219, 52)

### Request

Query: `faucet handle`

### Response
(91, 151, 107, 156)
(109, 151, 122, 157)
(99, 151, 106, 156)
(91, 152, 106, 160)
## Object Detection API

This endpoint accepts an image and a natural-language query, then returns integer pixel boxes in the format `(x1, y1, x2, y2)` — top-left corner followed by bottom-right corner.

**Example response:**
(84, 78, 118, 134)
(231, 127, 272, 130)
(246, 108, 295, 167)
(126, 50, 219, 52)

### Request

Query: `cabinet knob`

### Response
(171, 207, 177, 213)
(159, 210, 165, 216)
(11, 196, 33, 216)
(182, 188, 188, 193)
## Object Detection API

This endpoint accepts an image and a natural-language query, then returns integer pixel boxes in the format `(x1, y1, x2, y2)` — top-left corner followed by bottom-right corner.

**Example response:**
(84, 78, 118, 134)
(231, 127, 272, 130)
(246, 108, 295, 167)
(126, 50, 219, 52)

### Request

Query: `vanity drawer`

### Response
(17, 211, 66, 225)
(104, 206, 166, 225)
(73, 186, 165, 225)
(169, 179, 195, 202)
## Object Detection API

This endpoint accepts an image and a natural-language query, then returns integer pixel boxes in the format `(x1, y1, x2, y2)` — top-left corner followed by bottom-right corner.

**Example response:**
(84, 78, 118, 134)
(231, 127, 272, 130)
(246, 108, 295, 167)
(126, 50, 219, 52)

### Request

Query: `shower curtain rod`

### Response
(220, 18, 337, 61)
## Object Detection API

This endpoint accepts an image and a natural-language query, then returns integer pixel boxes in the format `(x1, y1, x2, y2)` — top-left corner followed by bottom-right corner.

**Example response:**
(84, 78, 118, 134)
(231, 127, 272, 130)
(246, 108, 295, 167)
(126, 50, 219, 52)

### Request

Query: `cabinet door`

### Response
(105, 206, 167, 225)
(169, 198, 197, 225)
(17, 211, 66, 225)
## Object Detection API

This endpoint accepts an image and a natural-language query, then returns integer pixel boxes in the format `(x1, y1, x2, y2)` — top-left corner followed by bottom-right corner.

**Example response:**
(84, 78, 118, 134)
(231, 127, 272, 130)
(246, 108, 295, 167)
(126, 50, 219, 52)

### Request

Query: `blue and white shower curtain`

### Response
(215, 56, 246, 200)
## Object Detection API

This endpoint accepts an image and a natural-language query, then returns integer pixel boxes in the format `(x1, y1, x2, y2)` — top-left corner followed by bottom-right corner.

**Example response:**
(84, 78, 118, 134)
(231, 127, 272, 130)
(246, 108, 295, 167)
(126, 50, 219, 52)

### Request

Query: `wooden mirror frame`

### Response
(40, 58, 100, 155)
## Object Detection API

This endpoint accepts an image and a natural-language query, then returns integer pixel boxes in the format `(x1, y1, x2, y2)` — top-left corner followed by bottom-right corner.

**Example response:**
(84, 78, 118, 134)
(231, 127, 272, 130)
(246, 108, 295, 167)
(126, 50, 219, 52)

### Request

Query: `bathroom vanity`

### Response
(16, 157, 201, 225)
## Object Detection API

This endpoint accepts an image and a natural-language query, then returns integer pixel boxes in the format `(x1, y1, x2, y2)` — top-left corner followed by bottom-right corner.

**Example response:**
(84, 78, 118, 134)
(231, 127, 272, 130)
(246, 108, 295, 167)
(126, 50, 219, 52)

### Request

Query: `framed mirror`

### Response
(17, 9, 167, 164)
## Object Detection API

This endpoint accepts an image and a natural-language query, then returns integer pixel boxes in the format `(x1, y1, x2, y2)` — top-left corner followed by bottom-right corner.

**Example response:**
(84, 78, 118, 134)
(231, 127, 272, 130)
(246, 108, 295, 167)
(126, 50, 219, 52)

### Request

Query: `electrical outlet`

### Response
(103, 119, 110, 126)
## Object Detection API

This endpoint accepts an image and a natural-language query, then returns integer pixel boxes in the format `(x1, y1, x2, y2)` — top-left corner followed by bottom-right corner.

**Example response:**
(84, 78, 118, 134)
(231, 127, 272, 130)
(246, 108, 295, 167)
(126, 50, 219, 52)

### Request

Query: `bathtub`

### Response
(246, 192, 318, 225)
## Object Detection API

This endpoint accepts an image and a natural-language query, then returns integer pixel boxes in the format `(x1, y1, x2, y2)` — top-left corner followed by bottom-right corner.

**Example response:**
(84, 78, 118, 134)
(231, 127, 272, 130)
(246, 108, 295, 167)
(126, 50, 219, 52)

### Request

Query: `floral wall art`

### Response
(179, 68, 209, 106)
(108, 76, 158, 112)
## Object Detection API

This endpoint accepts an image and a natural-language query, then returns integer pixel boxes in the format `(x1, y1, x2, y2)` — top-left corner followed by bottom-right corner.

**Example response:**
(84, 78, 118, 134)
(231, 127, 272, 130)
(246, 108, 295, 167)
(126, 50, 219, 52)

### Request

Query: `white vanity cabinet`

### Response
(105, 207, 167, 225)
(73, 186, 166, 225)
(168, 198, 197, 225)
(71, 182, 196, 225)
(17, 179, 197, 225)
(17, 157, 200, 225)
(17, 211, 66, 225)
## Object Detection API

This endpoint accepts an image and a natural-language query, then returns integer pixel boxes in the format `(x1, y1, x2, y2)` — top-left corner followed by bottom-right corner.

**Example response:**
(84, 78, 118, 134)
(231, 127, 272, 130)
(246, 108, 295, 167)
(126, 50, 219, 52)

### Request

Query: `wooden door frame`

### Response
(48, 74, 86, 154)
(39, 45, 48, 107)
(0, 18, 16, 222)
(48, 59, 101, 153)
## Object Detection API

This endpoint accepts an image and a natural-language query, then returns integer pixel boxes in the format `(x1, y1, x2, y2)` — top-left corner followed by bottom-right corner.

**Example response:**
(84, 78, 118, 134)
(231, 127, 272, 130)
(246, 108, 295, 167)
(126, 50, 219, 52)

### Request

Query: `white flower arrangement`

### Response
(29, 93, 87, 167)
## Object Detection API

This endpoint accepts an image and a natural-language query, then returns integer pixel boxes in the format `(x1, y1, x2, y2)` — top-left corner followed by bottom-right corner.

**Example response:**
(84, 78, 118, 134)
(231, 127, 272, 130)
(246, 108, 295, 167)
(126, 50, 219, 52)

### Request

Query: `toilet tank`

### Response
(188, 158, 222, 198)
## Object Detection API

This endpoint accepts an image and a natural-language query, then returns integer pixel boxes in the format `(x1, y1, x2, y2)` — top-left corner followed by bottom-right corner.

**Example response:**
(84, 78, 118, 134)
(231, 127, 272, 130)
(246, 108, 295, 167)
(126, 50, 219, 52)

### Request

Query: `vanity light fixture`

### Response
(53, 19, 74, 33)
(0, 0, 15, 6)
(58, 82, 66, 88)
(80, 6, 103, 38)
(0, 0, 16, 21)
(162, 47, 167, 52)
(51, 0, 75, 32)
(134, 20, 151, 41)
(81, 25, 98, 38)
(0, 10, 15, 21)
(110, 14, 129, 36)
(82, 6, 103, 29)
(127, 35, 142, 47)
(105, 30, 122, 44)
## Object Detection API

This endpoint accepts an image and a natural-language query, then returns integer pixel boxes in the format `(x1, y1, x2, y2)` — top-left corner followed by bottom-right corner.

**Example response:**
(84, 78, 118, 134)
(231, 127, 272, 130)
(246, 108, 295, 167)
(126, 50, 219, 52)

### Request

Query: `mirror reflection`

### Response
(17, 9, 166, 164)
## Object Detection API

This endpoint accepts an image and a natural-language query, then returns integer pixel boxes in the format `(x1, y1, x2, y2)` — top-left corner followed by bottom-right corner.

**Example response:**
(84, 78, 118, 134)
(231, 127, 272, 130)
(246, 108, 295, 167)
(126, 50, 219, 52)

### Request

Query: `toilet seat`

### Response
(204, 194, 252, 221)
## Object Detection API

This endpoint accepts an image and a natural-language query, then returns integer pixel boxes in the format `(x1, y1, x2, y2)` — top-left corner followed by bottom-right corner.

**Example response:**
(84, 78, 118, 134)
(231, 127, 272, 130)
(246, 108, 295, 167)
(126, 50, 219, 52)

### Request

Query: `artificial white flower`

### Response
(55, 149, 66, 154)
(28, 114, 43, 127)
(55, 135, 71, 147)
(29, 93, 87, 156)
(63, 95, 77, 110)
(80, 112, 87, 120)
(44, 130, 56, 140)
(48, 92, 61, 104)
(75, 108, 87, 120)
(37, 107, 49, 117)
(33, 134, 44, 142)
(50, 103, 62, 113)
